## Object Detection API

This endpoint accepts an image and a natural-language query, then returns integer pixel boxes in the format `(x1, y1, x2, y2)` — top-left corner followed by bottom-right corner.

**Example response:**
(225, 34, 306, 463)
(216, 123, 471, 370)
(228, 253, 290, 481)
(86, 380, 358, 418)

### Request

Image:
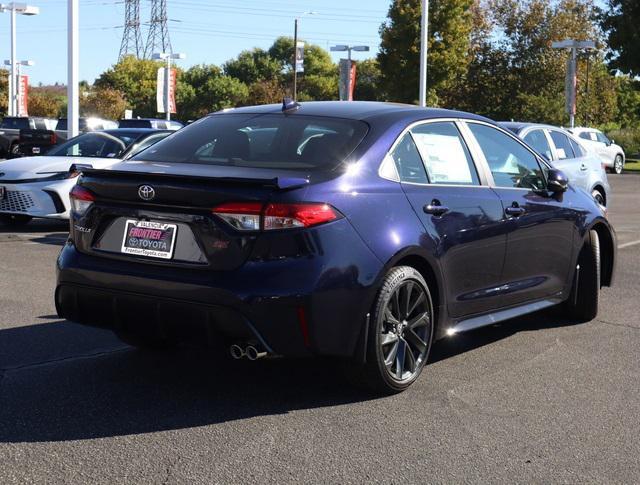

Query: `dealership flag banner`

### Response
(156, 67, 177, 114)
(18, 75, 29, 117)
(565, 57, 576, 116)
(338, 59, 357, 101)
(295, 41, 305, 73)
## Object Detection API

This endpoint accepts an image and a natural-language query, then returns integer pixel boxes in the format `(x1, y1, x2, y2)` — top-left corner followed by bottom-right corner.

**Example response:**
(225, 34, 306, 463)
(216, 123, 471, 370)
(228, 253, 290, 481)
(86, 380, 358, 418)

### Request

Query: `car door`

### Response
(391, 120, 508, 318)
(465, 121, 577, 308)
(547, 129, 589, 194)
(595, 131, 615, 165)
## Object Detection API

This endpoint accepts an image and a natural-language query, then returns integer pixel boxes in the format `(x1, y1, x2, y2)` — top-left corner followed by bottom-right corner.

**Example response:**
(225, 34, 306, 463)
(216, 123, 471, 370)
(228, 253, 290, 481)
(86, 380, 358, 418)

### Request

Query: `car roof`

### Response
(211, 101, 494, 125)
(498, 121, 569, 133)
(102, 128, 171, 136)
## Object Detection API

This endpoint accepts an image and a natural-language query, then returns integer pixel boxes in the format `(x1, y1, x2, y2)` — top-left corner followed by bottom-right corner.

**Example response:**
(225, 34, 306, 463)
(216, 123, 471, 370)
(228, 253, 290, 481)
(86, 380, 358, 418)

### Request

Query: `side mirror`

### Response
(547, 168, 568, 193)
(609, 139, 614, 146)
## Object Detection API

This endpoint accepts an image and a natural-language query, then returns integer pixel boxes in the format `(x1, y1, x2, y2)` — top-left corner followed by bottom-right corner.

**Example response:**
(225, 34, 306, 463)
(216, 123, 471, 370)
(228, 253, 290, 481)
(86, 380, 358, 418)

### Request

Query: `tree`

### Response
(81, 87, 129, 120)
(180, 64, 248, 119)
(247, 79, 284, 105)
(0, 68, 8, 115)
(223, 48, 282, 85)
(267, 37, 338, 100)
(353, 59, 383, 101)
(601, 0, 640, 76)
(28, 90, 65, 118)
(378, 0, 474, 105)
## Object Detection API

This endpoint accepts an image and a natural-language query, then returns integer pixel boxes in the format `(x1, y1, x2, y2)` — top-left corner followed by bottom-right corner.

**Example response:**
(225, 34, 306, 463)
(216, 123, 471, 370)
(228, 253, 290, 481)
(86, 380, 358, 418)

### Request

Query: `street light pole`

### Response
(10, 6, 16, 115)
(419, 0, 429, 107)
(293, 17, 298, 101)
(1, 3, 39, 116)
(68, 0, 79, 138)
(330, 44, 370, 101)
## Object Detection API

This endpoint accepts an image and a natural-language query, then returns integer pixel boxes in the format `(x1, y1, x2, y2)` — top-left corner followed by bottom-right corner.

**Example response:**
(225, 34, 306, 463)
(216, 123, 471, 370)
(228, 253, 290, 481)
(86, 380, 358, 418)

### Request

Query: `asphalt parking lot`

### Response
(0, 175, 639, 483)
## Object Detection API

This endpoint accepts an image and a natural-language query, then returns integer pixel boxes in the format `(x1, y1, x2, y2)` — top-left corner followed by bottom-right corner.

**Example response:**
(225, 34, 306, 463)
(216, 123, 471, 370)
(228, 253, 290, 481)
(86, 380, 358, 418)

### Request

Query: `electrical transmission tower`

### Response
(119, 0, 143, 60)
(145, 0, 172, 58)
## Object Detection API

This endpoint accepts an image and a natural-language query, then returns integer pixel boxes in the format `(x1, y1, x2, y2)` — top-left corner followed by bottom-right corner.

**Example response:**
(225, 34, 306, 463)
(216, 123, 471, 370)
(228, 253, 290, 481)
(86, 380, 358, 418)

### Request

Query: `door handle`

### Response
(505, 204, 526, 218)
(423, 200, 449, 217)
(580, 164, 588, 171)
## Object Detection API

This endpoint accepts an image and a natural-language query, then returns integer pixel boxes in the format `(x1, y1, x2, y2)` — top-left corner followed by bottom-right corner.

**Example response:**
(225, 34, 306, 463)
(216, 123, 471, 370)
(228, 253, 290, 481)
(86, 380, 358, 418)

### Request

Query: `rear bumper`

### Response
(56, 226, 383, 357)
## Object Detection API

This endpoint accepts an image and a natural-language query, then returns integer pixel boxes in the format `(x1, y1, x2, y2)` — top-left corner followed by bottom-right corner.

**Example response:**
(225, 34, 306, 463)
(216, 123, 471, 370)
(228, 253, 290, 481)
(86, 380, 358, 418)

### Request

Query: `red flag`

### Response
(18, 75, 29, 117)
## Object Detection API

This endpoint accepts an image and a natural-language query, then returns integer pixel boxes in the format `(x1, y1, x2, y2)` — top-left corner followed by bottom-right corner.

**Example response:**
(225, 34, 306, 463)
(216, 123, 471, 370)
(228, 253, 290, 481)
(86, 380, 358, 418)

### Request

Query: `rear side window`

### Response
(134, 114, 369, 171)
(468, 123, 545, 190)
(410, 122, 479, 185)
(569, 137, 586, 157)
(390, 133, 428, 184)
(549, 131, 575, 160)
(523, 129, 553, 161)
(579, 132, 591, 141)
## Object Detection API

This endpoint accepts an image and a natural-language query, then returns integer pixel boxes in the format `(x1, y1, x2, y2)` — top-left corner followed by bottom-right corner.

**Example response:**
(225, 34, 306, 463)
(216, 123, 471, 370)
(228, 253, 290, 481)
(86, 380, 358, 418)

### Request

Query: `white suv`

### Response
(568, 127, 626, 174)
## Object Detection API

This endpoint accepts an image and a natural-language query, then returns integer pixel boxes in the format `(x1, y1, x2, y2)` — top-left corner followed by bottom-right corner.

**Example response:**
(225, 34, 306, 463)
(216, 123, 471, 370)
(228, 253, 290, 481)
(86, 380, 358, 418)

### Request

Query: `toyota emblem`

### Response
(138, 185, 155, 201)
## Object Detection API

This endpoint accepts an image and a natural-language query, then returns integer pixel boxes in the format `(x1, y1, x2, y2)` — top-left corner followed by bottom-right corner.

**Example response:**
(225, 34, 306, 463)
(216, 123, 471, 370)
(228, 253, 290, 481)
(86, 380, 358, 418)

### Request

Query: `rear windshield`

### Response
(131, 113, 369, 170)
(47, 132, 140, 158)
(1, 118, 30, 130)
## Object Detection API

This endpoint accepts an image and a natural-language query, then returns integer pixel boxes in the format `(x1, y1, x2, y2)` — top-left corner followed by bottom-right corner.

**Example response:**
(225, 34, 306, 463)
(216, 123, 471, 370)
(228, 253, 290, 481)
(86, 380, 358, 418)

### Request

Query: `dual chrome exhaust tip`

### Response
(229, 343, 267, 361)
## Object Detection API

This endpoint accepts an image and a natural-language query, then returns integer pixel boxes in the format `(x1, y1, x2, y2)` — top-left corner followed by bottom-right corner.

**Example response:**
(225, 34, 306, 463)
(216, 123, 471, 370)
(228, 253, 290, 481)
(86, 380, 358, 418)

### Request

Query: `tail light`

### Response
(50, 133, 57, 145)
(212, 202, 341, 231)
(69, 185, 95, 215)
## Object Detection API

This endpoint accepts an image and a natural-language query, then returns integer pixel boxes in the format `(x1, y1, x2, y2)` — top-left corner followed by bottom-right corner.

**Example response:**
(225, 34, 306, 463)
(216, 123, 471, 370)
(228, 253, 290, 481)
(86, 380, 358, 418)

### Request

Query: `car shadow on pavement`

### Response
(0, 310, 579, 443)
(0, 220, 68, 234)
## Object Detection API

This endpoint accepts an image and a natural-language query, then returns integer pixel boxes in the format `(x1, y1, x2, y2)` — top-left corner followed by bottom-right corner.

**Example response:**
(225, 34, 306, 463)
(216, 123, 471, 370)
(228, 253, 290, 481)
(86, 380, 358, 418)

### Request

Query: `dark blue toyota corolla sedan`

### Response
(56, 101, 616, 393)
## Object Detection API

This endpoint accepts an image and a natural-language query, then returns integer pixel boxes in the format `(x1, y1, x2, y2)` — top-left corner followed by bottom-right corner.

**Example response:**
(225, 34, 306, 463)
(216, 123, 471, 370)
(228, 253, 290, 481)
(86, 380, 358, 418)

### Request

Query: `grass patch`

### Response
(625, 159, 640, 172)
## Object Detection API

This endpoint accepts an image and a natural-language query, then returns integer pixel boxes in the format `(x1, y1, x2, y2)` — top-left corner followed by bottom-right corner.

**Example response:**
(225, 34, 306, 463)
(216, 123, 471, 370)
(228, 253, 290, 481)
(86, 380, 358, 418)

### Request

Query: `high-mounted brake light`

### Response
(69, 185, 95, 215)
(212, 202, 341, 231)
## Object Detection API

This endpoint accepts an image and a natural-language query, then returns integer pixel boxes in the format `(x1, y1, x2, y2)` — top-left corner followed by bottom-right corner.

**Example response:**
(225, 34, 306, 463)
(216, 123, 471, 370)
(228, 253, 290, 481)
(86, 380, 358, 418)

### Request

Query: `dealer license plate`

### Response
(121, 220, 177, 259)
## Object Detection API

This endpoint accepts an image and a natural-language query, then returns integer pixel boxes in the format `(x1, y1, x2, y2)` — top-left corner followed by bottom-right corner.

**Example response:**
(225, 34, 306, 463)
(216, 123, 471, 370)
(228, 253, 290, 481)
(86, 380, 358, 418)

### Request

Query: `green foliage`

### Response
(604, 128, 640, 156)
(81, 87, 129, 120)
(28, 89, 66, 118)
(95, 56, 164, 117)
(378, 0, 474, 105)
(0, 68, 7, 116)
(353, 59, 383, 101)
(601, 0, 640, 76)
(223, 48, 282, 85)
(180, 64, 249, 119)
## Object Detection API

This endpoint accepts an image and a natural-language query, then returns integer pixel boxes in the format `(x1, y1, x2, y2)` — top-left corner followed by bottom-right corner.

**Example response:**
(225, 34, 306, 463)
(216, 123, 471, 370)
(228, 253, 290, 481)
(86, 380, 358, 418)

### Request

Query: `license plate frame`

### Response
(120, 219, 178, 260)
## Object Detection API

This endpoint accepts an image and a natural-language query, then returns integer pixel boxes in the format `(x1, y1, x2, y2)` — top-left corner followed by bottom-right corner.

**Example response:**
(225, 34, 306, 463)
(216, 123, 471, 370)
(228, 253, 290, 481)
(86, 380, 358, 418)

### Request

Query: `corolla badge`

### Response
(138, 185, 155, 201)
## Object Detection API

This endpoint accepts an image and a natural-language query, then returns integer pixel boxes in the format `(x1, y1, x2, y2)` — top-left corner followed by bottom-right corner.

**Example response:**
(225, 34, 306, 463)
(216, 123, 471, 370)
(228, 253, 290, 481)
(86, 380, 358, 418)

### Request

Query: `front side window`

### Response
(468, 123, 545, 191)
(523, 129, 553, 161)
(410, 122, 479, 185)
(133, 114, 369, 171)
(390, 133, 428, 184)
(596, 132, 610, 144)
(579, 132, 592, 141)
(549, 131, 575, 160)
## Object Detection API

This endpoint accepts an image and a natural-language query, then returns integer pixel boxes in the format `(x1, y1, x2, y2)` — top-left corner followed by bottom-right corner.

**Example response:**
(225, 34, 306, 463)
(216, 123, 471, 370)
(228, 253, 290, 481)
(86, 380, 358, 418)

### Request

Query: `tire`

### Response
(613, 155, 624, 175)
(592, 189, 605, 207)
(114, 330, 171, 350)
(8, 143, 21, 159)
(0, 214, 33, 226)
(355, 266, 435, 394)
(564, 230, 600, 322)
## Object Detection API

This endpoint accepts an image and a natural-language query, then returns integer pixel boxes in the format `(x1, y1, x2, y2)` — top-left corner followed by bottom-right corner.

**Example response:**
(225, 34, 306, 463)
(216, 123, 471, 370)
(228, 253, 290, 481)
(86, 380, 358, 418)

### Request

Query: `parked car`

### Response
(0, 116, 57, 158)
(12, 117, 120, 158)
(55, 101, 616, 394)
(0, 128, 171, 225)
(567, 127, 626, 174)
(118, 118, 183, 130)
(500, 122, 610, 206)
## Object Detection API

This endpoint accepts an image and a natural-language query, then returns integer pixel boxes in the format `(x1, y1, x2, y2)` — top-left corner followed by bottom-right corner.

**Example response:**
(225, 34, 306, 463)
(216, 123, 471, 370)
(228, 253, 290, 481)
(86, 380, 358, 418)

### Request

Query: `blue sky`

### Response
(1, 0, 389, 85)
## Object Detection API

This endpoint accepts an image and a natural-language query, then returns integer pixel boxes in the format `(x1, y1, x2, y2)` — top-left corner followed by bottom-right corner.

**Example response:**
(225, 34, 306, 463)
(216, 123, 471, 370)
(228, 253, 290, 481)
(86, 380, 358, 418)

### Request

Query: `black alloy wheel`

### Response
(358, 266, 434, 394)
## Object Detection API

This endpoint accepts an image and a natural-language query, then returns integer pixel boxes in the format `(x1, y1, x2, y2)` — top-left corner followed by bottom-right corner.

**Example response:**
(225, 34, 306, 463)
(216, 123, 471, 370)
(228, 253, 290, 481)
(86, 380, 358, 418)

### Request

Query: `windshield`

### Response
(47, 132, 138, 158)
(131, 113, 369, 170)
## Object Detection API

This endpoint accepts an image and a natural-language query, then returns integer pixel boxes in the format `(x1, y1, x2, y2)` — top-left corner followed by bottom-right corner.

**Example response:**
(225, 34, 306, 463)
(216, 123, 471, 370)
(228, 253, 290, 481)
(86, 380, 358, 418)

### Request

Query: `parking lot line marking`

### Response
(618, 239, 640, 249)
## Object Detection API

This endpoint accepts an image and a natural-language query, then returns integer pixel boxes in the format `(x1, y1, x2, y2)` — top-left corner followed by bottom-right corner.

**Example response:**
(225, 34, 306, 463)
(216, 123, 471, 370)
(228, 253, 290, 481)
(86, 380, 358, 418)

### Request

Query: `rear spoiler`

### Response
(78, 167, 310, 191)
